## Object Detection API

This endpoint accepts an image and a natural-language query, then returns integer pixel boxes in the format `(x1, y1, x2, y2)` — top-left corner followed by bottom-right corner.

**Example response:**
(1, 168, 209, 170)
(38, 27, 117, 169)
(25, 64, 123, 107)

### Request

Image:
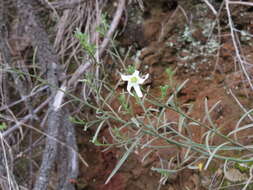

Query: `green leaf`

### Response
(127, 65, 135, 74)
(0, 123, 7, 131)
(151, 167, 177, 176)
(105, 137, 141, 184)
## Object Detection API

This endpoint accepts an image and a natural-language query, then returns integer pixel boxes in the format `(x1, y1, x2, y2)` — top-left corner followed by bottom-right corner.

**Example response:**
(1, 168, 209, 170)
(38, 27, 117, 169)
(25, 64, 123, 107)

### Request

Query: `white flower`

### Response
(120, 70, 149, 97)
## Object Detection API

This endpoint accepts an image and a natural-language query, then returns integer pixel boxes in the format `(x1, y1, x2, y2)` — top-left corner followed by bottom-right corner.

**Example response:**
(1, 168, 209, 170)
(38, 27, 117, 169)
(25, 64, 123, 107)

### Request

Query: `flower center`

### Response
(130, 76, 138, 83)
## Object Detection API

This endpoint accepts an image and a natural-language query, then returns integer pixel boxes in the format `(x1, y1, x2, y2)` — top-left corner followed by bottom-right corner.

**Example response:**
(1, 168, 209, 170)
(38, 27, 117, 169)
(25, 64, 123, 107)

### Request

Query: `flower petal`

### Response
(120, 73, 131, 81)
(127, 83, 134, 96)
(133, 84, 143, 97)
(132, 70, 140, 77)
(139, 74, 149, 84)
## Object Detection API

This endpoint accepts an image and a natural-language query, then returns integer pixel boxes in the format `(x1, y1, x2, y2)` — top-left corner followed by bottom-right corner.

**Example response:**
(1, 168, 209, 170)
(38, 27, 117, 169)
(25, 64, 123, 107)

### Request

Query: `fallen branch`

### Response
(16, 0, 63, 189)
(57, 111, 79, 190)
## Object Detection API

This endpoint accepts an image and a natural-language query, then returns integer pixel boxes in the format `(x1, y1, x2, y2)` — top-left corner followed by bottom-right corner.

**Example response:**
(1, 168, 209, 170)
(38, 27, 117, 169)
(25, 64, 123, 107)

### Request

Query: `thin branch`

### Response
(0, 85, 48, 112)
(51, 0, 86, 10)
(202, 0, 217, 15)
(2, 98, 50, 138)
(99, 0, 126, 57)
(228, 1, 253, 6)
(67, 0, 125, 88)
(225, 0, 253, 90)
